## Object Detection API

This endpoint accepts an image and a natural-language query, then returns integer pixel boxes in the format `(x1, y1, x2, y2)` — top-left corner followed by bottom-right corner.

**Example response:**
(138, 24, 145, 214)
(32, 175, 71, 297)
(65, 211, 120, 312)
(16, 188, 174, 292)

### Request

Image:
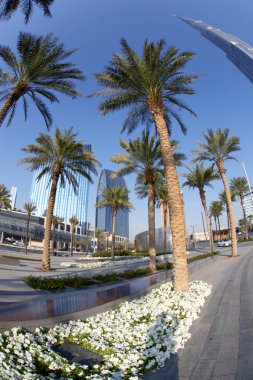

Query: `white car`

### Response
(217, 239, 232, 247)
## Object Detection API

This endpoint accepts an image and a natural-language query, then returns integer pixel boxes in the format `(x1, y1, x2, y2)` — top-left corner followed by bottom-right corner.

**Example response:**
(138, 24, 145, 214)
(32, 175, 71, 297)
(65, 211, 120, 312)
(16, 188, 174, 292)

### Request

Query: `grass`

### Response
(24, 251, 217, 291)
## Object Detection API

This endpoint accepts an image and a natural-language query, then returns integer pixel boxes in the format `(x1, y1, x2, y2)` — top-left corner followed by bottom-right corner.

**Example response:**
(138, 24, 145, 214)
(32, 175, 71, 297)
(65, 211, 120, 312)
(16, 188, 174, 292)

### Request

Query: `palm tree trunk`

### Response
(147, 183, 157, 273)
(163, 205, 167, 254)
(42, 171, 59, 270)
(51, 226, 55, 256)
(0, 84, 24, 126)
(70, 226, 74, 256)
(218, 217, 221, 240)
(150, 105, 188, 291)
(25, 215, 30, 255)
(226, 205, 230, 237)
(240, 195, 249, 240)
(86, 223, 90, 254)
(200, 190, 214, 253)
(218, 161, 238, 257)
(214, 217, 218, 233)
(111, 209, 117, 260)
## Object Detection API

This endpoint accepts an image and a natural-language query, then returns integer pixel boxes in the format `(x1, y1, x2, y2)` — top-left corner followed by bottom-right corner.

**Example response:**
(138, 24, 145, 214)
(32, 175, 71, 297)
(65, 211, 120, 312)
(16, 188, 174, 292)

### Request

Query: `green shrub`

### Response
(93, 273, 121, 283)
(25, 276, 66, 290)
(68, 276, 96, 288)
(122, 268, 150, 279)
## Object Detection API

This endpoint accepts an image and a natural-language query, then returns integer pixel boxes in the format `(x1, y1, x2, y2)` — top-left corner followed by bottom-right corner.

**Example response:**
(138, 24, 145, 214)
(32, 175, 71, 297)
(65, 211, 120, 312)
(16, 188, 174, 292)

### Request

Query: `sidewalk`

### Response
(144, 242, 253, 380)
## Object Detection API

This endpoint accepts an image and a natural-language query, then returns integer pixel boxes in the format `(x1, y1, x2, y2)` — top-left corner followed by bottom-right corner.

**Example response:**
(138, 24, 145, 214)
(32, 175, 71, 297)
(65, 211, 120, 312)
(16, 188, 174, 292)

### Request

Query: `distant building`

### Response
(95, 169, 129, 238)
(178, 16, 253, 85)
(10, 186, 17, 210)
(30, 145, 91, 234)
(243, 187, 253, 218)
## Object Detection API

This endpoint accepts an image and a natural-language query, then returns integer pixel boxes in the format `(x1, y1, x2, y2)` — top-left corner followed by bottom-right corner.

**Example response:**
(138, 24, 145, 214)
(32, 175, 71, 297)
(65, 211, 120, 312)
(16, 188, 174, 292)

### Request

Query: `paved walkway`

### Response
(144, 242, 253, 380)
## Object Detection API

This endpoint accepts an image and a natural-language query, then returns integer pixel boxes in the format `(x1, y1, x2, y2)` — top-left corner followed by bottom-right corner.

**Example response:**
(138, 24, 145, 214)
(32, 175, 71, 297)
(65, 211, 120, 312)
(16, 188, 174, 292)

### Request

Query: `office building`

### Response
(30, 145, 91, 234)
(95, 169, 129, 238)
(10, 186, 17, 210)
(178, 16, 253, 84)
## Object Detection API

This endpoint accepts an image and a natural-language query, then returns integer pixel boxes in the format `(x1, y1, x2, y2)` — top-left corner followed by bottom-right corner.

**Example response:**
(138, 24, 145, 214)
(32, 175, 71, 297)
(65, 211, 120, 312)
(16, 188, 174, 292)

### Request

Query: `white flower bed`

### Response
(0, 280, 211, 379)
(61, 256, 150, 269)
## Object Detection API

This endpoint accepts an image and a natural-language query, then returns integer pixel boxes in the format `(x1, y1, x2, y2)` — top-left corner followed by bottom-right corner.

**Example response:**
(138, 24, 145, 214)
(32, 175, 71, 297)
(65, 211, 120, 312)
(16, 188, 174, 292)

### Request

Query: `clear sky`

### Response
(0, 0, 253, 240)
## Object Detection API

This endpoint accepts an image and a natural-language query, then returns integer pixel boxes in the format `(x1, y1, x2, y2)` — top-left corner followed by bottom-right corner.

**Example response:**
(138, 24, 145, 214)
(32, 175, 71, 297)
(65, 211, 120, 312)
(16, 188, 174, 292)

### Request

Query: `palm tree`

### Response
(209, 201, 225, 241)
(51, 216, 61, 256)
(218, 189, 236, 235)
(111, 129, 163, 272)
(0, 184, 11, 210)
(96, 187, 134, 259)
(91, 39, 198, 291)
(0, 32, 84, 128)
(19, 127, 99, 270)
(0, 0, 54, 23)
(230, 177, 249, 240)
(182, 164, 220, 253)
(193, 128, 240, 257)
(23, 202, 37, 254)
(95, 228, 105, 251)
(85, 222, 90, 254)
(69, 216, 79, 256)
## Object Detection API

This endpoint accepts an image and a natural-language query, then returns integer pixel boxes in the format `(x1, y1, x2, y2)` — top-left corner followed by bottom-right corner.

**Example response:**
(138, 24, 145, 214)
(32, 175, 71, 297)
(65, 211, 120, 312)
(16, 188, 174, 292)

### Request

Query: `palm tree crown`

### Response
(96, 186, 134, 213)
(0, 184, 11, 210)
(209, 201, 224, 220)
(0, 0, 54, 23)
(182, 164, 220, 192)
(230, 177, 249, 200)
(0, 32, 84, 128)
(19, 127, 99, 191)
(193, 128, 240, 165)
(24, 202, 37, 216)
(91, 38, 198, 134)
(69, 215, 79, 230)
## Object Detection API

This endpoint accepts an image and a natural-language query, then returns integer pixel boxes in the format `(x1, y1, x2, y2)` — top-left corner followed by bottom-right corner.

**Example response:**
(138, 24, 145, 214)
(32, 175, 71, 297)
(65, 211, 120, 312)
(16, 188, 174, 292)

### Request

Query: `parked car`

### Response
(13, 241, 24, 247)
(217, 239, 232, 247)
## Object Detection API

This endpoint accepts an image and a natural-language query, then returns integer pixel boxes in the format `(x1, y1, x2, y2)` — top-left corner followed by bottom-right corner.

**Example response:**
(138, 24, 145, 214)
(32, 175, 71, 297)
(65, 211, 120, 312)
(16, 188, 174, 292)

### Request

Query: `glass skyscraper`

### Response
(95, 169, 129, 238)
(178, 16, 253, 84)
(30, 145, 91, 234)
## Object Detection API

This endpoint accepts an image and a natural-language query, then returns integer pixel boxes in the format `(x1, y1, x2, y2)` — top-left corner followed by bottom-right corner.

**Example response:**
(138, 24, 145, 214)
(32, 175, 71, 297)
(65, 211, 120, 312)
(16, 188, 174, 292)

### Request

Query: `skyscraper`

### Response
(178, 16, 253, 84)
(95, 169, 129, 238)
(30, 145, 91, 234)
(10, 186, 17, 210)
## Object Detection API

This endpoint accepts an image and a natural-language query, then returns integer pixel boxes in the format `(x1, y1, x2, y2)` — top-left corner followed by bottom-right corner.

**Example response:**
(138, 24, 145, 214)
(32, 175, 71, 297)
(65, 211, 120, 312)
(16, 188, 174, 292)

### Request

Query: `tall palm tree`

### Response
(111, 129, 163, 272)
(69, 215, 79, 256)
(23, 202, 37, 254)
(182, 164, 220, 253)
(209, 201, 225, 241)
(193, 128, 240, 257)
(230, 176, 249, 240)
(218, 189, 236, 235)
(0, 0, 54, 23)
(96, 187, 134, 259)
(0, 32, 84, 128)
(19, 127, 99, 270)
(0, 184, 11, 210)
(91, 39, 198, 291)
(95, 228, 105, 251)
(51, 215, 61, 256)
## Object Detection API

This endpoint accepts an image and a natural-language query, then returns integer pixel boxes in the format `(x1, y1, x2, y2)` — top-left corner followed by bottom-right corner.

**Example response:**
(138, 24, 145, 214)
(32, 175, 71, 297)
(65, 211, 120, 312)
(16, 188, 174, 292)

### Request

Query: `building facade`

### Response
(30, 144, 91, 234)
(95, 169, 129, 238)
(179, 16, 253, 85)
(243, 187, 253, 218)
(10, 186, 17, 210)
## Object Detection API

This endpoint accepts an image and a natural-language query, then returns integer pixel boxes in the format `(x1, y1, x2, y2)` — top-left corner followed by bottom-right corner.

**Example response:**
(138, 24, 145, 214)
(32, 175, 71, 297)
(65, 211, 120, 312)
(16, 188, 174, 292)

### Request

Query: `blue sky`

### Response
(0, 0, 253, 240)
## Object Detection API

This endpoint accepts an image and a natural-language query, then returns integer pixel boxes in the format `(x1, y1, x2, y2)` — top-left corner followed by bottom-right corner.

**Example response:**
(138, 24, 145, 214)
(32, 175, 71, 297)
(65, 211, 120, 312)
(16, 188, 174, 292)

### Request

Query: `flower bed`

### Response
(61, 254, 174, 270)
(0, 280, 211, 379)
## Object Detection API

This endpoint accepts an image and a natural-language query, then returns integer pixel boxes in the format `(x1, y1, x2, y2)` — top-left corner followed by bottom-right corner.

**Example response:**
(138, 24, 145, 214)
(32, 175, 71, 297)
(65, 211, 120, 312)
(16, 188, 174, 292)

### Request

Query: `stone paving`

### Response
(144, 242, 253, 380)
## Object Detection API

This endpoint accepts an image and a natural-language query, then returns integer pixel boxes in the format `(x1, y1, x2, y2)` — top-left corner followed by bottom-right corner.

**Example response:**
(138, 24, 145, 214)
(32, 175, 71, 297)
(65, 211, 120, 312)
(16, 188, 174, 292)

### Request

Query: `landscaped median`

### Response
(25, 252, 219, 291)
(0, 280, 212, 379)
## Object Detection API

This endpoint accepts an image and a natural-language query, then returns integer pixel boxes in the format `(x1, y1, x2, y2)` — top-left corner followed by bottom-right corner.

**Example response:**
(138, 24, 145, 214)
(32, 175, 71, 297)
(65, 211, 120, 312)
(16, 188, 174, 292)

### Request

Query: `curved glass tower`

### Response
(30, 145, 91, 234)
(178, 16, 253, 84)
(95, 169, 129, 238)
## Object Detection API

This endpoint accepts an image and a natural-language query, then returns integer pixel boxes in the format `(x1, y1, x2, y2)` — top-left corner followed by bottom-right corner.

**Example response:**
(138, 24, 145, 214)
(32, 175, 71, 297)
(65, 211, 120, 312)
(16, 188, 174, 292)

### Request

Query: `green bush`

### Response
(93, 273, 121, 283)
(93, 250, 132, 257)
(25, 276, 66, 290)
(68, 276, 96, 288)
(122, 268, 150, 279)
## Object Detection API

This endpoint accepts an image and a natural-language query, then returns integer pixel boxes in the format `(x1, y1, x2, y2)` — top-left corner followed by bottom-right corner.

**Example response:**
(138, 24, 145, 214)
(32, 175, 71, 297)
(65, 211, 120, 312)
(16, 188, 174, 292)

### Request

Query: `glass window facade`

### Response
(30, 145, 91, 235)
(179, 17, 253, 85)
(95, 169, 129, 238)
